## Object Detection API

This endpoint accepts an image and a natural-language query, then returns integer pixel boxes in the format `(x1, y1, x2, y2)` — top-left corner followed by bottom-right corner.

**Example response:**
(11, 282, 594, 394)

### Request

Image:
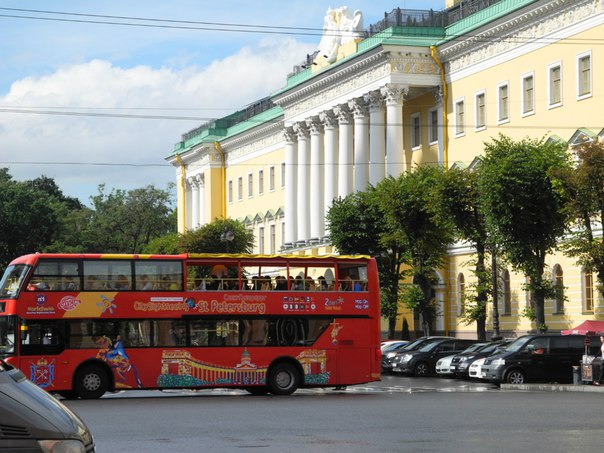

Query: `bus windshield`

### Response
(0, 264, 29, 298)
(0, 316, 16, 356)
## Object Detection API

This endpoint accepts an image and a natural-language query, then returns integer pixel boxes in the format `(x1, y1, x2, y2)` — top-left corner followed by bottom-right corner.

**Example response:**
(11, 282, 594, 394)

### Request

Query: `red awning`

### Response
(561, 320, 604, 336)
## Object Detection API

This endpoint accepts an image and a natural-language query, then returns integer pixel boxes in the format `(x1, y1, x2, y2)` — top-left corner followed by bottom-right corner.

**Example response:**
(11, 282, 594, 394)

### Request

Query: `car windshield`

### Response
(502, 336, 531, 353)
(462, 343, 488, 354)
(382, 342, 405, 353)
(418, 340, 445, 352)
(0, 264, 29, 298)
(0, 316, 16, 356)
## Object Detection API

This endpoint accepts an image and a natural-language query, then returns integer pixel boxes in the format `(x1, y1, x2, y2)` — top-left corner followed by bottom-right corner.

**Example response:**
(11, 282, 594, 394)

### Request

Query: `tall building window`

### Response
(428, 109, 438, 144)
(548, 63, 562, 107)
(457, 273, 466, 315)
(553, 265, 564, 313)
(498, 83, 509, 123)
(281, 221, 285, 248)
(258, 170, 264, 195)
(502, 269, 511, 315)
(258, 226, 265, 254)
(410, 113, 421, 148)
(475, 91, 486, 130)
(269, 166, 275, 191)
(237, 177, 243, 201)
(280, 162, 286, 188)
(269, 224, 276, 254)
(578, 52, 592, 98)
(227, 180, 233, 203)
(454, 99, 465, 136)
(247, 173, 253, 198)
(522, 73, 534, 115)
(584, 270, 594, 312)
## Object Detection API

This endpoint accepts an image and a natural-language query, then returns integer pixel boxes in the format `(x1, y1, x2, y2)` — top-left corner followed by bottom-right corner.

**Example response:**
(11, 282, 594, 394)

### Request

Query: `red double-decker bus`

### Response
(0, 253, 381, 398)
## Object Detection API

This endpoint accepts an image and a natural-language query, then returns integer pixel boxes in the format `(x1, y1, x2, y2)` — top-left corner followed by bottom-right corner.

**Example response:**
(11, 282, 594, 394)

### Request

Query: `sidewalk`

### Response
(501, 383, 604, 392)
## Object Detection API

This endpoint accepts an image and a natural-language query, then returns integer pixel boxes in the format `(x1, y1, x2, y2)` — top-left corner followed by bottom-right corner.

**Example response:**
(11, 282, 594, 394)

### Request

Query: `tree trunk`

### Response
(388, 317, 396, 339)
(475, 243, 487, 340)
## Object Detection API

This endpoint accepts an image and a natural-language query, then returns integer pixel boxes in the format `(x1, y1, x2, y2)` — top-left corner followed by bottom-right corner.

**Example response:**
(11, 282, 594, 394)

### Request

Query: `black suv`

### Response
(392, 338, 477, 376)
(482, 334, 602, 384)
(382, 336, 451, 373)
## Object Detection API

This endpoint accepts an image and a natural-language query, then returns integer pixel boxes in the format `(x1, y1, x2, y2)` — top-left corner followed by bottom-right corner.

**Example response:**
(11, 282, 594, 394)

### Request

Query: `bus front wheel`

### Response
(268, 362, 300, 395)
(74, 365, 108, 399)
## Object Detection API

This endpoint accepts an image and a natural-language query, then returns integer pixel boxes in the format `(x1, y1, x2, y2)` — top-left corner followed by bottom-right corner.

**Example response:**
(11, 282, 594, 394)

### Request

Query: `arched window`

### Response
(457, 273, 466, 315)
(501, 269, 511, 315)
(553, 265, 564, 313)
(583, 270, 594, 313)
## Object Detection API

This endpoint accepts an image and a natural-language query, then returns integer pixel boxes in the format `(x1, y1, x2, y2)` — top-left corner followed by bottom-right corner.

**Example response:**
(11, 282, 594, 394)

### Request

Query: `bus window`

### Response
(338, 264, 368, 291)
(0, 264, 29, 297)
(20, 320, 64, 355)
(119, 320, 152, 347)
(155, 320, 186, 347)
(83, 260, 132, 291)
(136, 260, 182, 291)
(0, 316, 16, 354)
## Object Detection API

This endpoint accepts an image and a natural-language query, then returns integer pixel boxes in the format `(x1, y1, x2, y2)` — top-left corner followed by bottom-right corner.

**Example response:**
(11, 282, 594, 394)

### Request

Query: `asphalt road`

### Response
(63, 375, 601, 453)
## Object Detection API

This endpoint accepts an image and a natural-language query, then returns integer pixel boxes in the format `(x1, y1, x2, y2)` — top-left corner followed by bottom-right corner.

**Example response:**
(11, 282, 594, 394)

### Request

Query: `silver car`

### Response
(0, 359, 95, 452)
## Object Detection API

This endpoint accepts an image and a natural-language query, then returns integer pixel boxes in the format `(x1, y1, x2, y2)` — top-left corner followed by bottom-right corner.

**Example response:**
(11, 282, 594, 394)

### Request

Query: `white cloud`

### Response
(0, 37, 314, 203)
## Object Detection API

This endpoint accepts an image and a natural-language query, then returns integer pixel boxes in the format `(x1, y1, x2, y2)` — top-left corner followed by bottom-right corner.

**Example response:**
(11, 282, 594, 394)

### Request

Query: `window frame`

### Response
(410, 112, 421, 149)
(577, 51, 592, 100)
(497, 82, 510, 124)
(454, 97, 465, 137)
(474, 90, 486, 131)
(548, 62, 563, 108)
(428, 108, 439, 145)
(521, 72, 535, 117)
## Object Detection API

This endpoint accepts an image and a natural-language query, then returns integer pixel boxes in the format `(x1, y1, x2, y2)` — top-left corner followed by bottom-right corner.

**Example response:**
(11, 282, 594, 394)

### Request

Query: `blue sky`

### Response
(0, 0, 445, 203)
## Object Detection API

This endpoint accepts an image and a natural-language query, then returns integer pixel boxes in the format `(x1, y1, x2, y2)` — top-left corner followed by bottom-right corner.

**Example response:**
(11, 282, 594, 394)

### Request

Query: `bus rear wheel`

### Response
(74, 365, 108, 399)
(268, 362, 300, 395)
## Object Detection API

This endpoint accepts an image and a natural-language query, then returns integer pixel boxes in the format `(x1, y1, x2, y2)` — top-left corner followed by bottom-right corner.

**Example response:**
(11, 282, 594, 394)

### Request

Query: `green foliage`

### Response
(477, 135, 571, 327)
(178, 218, 253, 254)
(143, 233, 180, 254)
(552, 141, 604, 298)
(88, 183, 176, 253)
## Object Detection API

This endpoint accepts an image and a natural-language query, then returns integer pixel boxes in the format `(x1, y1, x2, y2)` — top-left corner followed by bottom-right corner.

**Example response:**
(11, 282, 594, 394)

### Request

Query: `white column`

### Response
(435, 87, 445, 166)
(366, 90, 386, 186)
(294, 122, 310, 242)
(190, 177, 200, 229)
(284, 127, 297, 246)
(335, 104, 353, 198)
(198, 175, 206, 226)
(185, 179, 193, 231)
(382, 84, 407, 177)
(321, 110, 338, 233)
(307, 116, 324, 241)
(350, 97, 369, 192)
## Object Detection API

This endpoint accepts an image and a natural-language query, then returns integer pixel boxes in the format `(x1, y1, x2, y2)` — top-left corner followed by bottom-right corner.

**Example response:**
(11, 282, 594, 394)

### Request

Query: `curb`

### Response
(501, 383, 604, 392)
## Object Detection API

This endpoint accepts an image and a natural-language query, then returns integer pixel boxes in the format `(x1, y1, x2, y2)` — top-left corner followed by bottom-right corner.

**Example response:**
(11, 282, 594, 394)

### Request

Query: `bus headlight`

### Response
(38, 439, 86, 453)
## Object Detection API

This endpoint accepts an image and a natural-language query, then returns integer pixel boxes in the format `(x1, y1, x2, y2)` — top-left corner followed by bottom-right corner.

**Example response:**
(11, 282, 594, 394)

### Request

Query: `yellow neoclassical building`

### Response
(167, 0, 604, 338)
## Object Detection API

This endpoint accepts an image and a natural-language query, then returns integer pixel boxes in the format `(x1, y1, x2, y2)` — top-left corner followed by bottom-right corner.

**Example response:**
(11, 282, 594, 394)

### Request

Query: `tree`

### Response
(552, 141, 604, 299)
(326, 189, 409, 338)
(0, 171, 60, 266)
(88, 184, 176, 253)
(178, 218, 254, 254)
(437, 167, 490, 340)
(375, 167, 453, 336)
(477, 135, 571, 331)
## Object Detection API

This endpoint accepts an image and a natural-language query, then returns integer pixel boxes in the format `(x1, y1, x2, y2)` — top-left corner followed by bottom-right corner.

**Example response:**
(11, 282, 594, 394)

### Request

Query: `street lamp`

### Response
(220, 229, 235, 253)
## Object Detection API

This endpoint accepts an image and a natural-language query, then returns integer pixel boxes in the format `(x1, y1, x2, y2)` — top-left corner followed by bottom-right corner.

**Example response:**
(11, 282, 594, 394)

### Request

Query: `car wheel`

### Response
(268, 362, 300, 395)
(505, 369, 526, 384)
(74, 365, 108, 399)
(414, 362, 430, 377)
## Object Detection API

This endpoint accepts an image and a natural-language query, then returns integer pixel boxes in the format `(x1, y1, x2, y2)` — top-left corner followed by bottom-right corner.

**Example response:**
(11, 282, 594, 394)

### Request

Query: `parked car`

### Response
(468, 357, 487, 380)
(391, 338, 477, 376)
(381, 340, 409, 353)
(435, 354, 457, 376)
(381, 336, 450, 373)
(0, 359, 95, 452)
(481, 334, 602, 384)
(451, 340, 511, 378)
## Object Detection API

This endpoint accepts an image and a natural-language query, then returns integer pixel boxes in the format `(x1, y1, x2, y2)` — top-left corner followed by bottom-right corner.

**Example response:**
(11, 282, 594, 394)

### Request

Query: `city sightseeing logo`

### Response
(58, 295, 81, 312)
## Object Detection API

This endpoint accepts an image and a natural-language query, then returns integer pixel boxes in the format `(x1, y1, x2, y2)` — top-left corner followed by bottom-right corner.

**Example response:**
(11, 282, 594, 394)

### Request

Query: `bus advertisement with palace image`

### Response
(0, 252, 381, 398)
